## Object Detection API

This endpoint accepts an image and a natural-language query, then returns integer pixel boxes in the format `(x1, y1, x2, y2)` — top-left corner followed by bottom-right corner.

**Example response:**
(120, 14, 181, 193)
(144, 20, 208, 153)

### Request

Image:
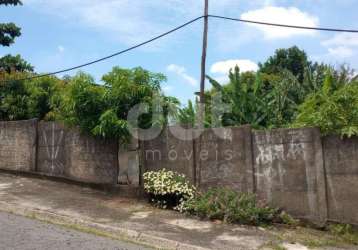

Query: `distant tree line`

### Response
(179, 46, 358, 137)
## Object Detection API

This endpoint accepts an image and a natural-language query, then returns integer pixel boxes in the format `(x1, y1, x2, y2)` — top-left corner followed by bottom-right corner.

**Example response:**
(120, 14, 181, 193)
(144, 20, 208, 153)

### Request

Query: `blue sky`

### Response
(1, 0, 358, 104)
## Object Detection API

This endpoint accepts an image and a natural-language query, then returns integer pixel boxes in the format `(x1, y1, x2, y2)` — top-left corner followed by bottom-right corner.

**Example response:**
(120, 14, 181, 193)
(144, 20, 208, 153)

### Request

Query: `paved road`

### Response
(0, 212, 151, 250)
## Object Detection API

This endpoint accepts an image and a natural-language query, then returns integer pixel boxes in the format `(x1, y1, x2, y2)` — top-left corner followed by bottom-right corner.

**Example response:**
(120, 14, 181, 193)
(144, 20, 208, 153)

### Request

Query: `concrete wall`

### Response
(63, 128, 118, 184)
(0, 120, 118, 185)
(253, 128, 327, 225)
(141, 125, 254, 191)
(197, 126, 254, 193)
(140, 126, 357, 226)
(0, 119, 37, 172)
(118, 134, 140, 186)
(37, 122, 66, 176)
(141, 126, 329, 225)
(38, 121, 118, 184)
(0, 119, 357, 226)
(142, 127, 196, 183)
(323, 136, 358, 225)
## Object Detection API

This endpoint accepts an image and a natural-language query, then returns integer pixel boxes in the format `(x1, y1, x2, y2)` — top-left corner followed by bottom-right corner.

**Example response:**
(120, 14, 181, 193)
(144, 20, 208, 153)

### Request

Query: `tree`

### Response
(0, 72, 64, 121)
(0, 54, 34, 73)
(26, 76, 65, 120)
(206, 66, 267, 128)
(264, 70, 301, 127)
(0, 0, 22, 47)
(259, 46, 311, 83)
(0, 74, 28, 120)
(204, 60, 354, 129)
(56, 72, 108, 135)
(0, 0, 22, 5)
(178, 100, 196, 127)
(293, 74, 358, 137)
(0, 1, 33, 73)
(57, 67, 179, 141)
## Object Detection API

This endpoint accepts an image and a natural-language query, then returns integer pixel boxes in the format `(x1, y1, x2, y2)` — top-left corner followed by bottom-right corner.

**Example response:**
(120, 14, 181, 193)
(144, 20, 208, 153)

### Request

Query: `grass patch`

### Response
(328, 223, 358, 246)
(271, 224, 358, 249)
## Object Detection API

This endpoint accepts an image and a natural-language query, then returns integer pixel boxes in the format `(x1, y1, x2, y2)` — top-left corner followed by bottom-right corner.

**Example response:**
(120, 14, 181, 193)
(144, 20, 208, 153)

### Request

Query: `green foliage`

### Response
(279, 211, 299, 226)
(206, 66, 267, 128)
(92, 109, 129, 140)
(178, 100, 196, 127)
(263, 70, 302, 127)
(0, 23, 21, 47)
(202, 46, 358, 135)
(293, 77, 358, 137)
(0, 72, 64, 120)
(25, 76, 65, 120)
(143, 172, 296, 227)
(206, 66, 303, 128)
(57, 72, 107, 134)
(0, 0, 22, 6)
(183, 187, 285, 226)
(202, 46, 332, 129)
(328, 224, 358, 245)
(161, 95, 180, 125)
(0, 54, 34, 73)
(0, 74, 28, 120)
(259, 46, 311, 82)
(102, 67, 165, 130)
(329, 224, 354, 236)
(57, 67, 178, 141)
(0, 65, 178, 141)
(143, 169, 196, 210)
(0, 1, 22, 47)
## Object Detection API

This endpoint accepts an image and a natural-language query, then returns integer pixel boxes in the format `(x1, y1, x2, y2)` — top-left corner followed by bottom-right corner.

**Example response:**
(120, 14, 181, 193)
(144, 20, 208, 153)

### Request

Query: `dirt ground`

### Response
(0, 172, 356, 250)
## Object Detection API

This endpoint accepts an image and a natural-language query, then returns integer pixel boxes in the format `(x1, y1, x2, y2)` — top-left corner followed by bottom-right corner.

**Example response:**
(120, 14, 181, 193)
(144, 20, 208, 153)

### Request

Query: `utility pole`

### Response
(198, 0, 209, 128)
(194, 0, 209, 187)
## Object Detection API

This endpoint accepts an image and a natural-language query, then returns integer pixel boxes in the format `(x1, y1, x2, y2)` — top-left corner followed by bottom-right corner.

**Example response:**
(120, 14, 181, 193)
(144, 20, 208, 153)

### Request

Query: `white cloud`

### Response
(327, 46, 354, 58)
(211, 59, 258, 74)
(322, 33, 358, 47)
(23, 0, 245, 46)
(167, 64, 198, 86)
(24, 1, 167, 45)
(210, 59, 258, 84)
(57, 45, 65, 53)
(240, 6, 319, 39)
(212, 75, 230, 84)
(322, 34, 358, 59)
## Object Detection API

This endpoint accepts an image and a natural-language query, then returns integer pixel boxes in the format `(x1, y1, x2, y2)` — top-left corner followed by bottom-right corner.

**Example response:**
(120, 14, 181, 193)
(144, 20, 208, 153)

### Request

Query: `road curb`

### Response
(0, 201, 210, 250)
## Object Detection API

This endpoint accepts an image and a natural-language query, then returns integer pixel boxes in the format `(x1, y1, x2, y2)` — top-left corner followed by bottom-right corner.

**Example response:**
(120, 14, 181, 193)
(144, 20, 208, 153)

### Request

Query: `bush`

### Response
(183, 187, 289, 226)
(56, 68, 179, 141)
(143, 169, 195, 210)
(293, 78, 358, 137)
(0, 72, 64, 121)
(143, 171, 296, 226)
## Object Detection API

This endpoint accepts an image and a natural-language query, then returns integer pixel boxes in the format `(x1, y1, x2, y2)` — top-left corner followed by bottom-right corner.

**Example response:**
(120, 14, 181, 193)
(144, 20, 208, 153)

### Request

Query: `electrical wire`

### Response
(209, 14, 358, 33)
(3, 15, 204, 82)
(3, 14, 358, 82)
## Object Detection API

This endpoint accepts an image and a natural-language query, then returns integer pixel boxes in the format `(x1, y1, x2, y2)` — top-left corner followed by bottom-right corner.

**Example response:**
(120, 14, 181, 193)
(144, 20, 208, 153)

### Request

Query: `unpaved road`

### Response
(0, 211, 151, 250)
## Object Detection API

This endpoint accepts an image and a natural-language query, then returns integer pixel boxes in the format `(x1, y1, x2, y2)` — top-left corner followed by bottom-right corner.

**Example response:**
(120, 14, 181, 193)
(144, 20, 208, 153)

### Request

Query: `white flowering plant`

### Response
(143, 169, 196, 211)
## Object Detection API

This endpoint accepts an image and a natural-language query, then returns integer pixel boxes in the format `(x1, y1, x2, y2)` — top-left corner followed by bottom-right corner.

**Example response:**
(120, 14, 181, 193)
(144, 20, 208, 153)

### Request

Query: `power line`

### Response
(3, 14, 358, 83)
(4, 15, 204, 82)
(209, 14, 358, 33)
